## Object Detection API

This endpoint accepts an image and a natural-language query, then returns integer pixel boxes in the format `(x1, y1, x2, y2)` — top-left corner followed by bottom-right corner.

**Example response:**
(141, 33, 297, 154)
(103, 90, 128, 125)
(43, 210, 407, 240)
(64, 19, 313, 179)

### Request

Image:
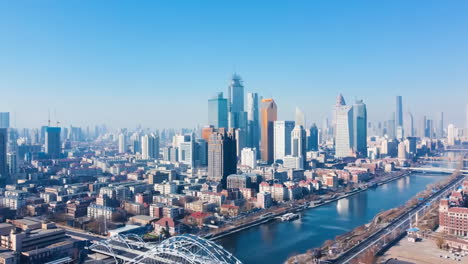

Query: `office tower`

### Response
(334, 94, 353, 158)
(207, 128, 237, 188)
(426, 119, 433, 138)
(0, 128, 6, 182)
(208, 92, 228, 129)
(397, 141, 407, 160)
(130, 132, 141, 154)
(45, 127, 61, 158)
(141, 133, 159, 160)
(405, 112, 414, 137)
(260, 99, 277, 163)
(353, 100, 367, 157)
(291, 125, 306, 161)
(7, 153, 17, 176)
(0, 112, 9, 129)
(333, 94, 346, 140)
(178, 133, 195, 167)
(447, 124, 456, 146)
(307, 123, 319, 151)
(295, 107, 305, 127)
(438, 112, 444, 139)
(406, 137, 417, 157)
(419, 116, 427, 138)
(227, 74, 247, 130)
(246, 92, 260, 153)
(396, 95, 403, 128)
(387, 113, 396, 139)
(273, 121, 295, 162)
(235, 128, 247, 159)
(194, 139, 208, 166)
(241, 147, 257, 169)
(118, 133, 127, 153)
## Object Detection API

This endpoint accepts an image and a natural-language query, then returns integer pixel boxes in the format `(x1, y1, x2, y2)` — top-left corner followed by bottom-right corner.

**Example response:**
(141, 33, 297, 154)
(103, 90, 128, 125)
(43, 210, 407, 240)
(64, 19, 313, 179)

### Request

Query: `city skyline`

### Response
(1, 1, 468, 128)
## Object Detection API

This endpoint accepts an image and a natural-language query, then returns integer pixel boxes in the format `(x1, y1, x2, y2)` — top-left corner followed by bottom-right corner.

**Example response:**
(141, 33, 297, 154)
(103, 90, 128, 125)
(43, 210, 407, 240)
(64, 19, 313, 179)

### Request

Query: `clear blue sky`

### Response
(1, 0, 467, 129)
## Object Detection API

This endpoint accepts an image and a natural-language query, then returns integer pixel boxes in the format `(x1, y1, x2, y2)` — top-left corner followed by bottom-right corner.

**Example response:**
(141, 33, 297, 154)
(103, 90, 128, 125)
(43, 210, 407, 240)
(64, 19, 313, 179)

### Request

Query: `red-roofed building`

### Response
(440, 189, 468, 237)
(153, 217, 178, 235)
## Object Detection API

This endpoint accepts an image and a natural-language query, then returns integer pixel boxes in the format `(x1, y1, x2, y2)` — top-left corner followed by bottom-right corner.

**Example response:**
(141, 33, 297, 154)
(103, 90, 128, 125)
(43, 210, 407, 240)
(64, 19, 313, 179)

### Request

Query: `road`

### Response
(333, 173, 466, 264)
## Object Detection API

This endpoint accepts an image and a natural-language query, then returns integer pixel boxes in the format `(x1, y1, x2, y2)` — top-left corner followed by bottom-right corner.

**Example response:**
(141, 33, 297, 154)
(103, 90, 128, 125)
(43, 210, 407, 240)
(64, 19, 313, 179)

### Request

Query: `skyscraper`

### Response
(447, 124, 456, 146)
(295, 107, 305, 127)
(246, 92, 260, 153)
(405, 112, 414, 137)
(334, 94, 353, 158)
(178, 133, 195, 167)
(0, 128, 7, 182)
(273, 121, 295, 162)
(291, 125, 306, 161)
(396, 95, 403, 128)
(307, 123, 319, 151)
(118, 133, 127, 153)
(208, 92, 228, 129)
(352, 100, 367, 157)
(45, 127, 61, 158)
(141, 133, 160, 160)
(260, 99, 277, 164)
(438, 112, 444, 139)
(207, 128, 237, 188)
(227, 74, 247, 130)
(0, 112, 9, 129)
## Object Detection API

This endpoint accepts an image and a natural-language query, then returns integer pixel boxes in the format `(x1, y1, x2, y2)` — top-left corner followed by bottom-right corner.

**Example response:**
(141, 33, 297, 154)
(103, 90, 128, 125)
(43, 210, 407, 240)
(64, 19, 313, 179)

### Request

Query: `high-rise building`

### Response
(207, 128, 237, 188)
(438, 112, 444, 139)
(396, 95, 403, 130)
(447, 124, 456, 146)
(246, 93, 260, 153)
(45, 127, 61, 158)
(260, 99, 277, 164)
(307, 123, 319, 151)
(118, 133, 127, 154)
(0, 128, 7, 182)
(194, 139, 208, 167)
(291, 125, 306, 163)
(0, 112, 10, 129)
(141, 133, 159, 160)
(273, 121, 295, 162)
(227, 74, 247, 130)
(333, 94, 347, 141)
(208, 92, 228, 129)
(179, 133, 195, 167)
(241, 147, 257, 169)
(405, 112, 414, 137)
(295, 107, 305, 127)
(353, 100, 367, 157)
(334, 95, 353, 158)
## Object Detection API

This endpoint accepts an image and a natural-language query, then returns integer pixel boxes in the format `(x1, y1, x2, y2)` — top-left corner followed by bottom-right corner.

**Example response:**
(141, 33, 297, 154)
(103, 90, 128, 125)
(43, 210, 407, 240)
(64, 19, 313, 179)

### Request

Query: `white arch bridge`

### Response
(88, 233, 242, 264)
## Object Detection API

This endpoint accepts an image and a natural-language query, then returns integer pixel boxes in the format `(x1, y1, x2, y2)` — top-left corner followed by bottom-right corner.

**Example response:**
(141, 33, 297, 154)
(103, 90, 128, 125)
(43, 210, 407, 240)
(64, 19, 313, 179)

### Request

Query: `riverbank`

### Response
(207, 170, 411, 241)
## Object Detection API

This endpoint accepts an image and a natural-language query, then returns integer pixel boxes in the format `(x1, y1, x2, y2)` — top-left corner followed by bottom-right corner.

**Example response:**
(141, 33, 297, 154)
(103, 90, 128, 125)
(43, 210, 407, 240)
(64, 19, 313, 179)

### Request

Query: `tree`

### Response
(111, 211, 127, 223)
(435, 233, 446, 249)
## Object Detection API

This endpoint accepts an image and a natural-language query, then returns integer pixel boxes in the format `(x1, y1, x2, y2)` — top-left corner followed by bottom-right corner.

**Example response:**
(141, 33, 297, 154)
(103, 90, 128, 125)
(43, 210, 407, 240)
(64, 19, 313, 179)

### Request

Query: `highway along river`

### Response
(217, 162, 457, 263)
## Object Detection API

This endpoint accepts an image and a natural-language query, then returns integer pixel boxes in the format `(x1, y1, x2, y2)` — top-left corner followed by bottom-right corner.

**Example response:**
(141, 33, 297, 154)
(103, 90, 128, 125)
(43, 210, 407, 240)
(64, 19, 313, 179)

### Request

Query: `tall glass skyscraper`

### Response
(334, 94, 353, 158)
(273, 120, 295, 162)
(0, 128, 7, 182)
(45, 127, 61, 158)
(227, 74, 247, 130)
(207, 128, 236, 189)
(260, 98, 277, 163)
(396, 96, 403, 127)
(353, 100, 367, 157)
(0, 112, 9, 129)
(246, 92, 260, 153)
(307, 124, 319, 151)
(208, 92, 228, 129)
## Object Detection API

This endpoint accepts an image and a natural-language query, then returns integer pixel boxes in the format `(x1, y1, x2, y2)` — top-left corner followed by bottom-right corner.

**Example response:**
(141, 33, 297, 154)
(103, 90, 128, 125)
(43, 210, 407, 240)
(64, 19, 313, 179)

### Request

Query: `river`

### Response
(217, 161, 457, 263)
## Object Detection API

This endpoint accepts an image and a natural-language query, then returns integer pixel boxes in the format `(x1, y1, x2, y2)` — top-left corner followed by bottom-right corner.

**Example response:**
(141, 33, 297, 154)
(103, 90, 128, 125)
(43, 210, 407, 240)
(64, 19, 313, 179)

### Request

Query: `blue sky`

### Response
(1, 1, 467, 129)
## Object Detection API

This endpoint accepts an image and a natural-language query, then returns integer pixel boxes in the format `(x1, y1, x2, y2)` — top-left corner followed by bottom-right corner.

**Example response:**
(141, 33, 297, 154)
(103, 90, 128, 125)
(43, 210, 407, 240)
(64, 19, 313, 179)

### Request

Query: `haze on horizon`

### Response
(1, 1, 467, 129)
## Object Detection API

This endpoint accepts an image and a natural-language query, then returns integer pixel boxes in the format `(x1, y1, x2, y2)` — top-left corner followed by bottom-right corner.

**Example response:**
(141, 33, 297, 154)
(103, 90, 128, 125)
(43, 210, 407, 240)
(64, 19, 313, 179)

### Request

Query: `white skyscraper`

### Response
(241, 147, 257, 169)
(295, 107, 305, 127)
(447, 124, 456, 146)
(274, 120, 295, 162)
(118, 133, 127, 153)
(335, 95, 353, 158)
(291, 125, 306, 159)
(141, 133, 160, 160)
